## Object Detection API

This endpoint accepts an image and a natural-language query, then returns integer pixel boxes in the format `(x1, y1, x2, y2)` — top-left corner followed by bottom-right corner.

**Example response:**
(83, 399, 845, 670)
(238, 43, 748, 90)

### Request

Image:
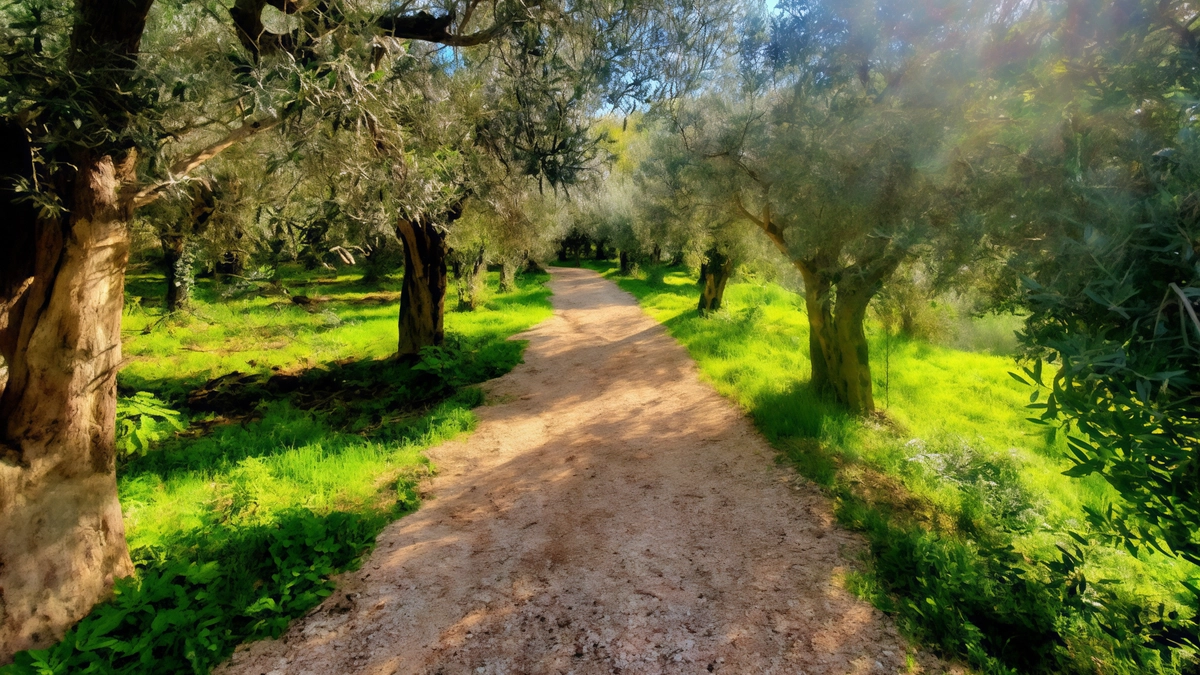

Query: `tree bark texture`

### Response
(799, 268, 875, 414)
(0, 0, 154, 658)
(0, 153, 137, 661)
(395, 216, 450, 357)
(697, 249, 733, 315)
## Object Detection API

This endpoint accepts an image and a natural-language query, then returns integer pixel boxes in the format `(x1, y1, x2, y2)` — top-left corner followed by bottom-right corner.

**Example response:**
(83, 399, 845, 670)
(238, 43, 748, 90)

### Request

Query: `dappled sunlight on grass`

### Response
(2, 268, 552, 674)
(587, 261, 1199, 674)
(117, 268, 552, 560)
(118, 397, 474, 554)
(121, 266, 552, 396)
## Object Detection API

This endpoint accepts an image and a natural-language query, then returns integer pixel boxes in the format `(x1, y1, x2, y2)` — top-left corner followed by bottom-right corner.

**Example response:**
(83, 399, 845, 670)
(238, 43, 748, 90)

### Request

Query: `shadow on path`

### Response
(220, 267, 911, 675)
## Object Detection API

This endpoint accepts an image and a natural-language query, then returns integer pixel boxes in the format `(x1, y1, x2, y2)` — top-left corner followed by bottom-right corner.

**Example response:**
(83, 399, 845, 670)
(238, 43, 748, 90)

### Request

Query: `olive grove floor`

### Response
(219, 267, 949, 675)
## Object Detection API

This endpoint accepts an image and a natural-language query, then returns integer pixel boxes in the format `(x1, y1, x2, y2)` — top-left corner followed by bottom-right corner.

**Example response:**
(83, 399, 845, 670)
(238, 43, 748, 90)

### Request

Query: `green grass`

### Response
(585, 261, 1199, 675)
(2, 266, 552, 675)
(119, 266, 546, 395)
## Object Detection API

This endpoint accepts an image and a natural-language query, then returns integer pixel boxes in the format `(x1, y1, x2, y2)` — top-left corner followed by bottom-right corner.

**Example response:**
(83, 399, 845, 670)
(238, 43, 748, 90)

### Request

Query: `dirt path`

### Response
(221, 267, 915, 675)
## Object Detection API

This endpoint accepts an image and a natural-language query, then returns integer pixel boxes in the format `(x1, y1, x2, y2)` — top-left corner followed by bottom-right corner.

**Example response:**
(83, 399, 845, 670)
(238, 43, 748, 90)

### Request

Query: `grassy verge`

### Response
(2, 267, 551, 675)
(583, 261, 1199, 675)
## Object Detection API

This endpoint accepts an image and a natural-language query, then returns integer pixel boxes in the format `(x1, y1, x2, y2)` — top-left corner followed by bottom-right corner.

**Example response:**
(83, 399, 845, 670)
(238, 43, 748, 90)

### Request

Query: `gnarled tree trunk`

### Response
(739, 201, 905, 416)
(697, 248, 733, 315)
(619, 250, 632, 275)
(0, 151, 136, 660)
(395, 217, 448, 357)
(395, 205, 463, 357)
(0, 0, 155, 657)
(799, 267, 877, 414)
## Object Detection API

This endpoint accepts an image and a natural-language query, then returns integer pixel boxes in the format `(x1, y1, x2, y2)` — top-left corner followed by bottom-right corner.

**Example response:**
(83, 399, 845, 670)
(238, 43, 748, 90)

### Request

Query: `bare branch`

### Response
(734, 192, 789, 257)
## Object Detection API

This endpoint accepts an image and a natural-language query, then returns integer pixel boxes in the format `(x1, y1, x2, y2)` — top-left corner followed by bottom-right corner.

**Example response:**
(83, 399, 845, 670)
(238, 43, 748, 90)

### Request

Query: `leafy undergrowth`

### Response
(584, 261, 1200, 675)
(2, 268, 551, 675)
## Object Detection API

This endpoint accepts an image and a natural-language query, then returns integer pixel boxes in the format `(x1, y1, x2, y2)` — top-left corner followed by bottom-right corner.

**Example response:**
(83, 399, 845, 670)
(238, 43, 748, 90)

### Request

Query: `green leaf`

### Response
(1062, 461, 1102, 478)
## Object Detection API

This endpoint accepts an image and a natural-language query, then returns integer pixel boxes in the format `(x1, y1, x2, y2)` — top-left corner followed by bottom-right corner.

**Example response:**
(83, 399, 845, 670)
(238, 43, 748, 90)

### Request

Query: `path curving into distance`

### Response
(220, 267, 928, 675)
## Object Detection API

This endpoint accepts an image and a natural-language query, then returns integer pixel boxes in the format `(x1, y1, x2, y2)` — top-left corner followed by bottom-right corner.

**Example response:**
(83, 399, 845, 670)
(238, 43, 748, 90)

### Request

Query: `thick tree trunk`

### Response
(740, 194, 905, 417)
(161, 233, 186, 312)
(0, 153, 137, 660)
(395, 216, 449, 357)
(697, 248, 733, 315)
(0, 0, 155, 659)
(827, 294, 874, 414)
(799, 269, 833, 395)
(619, 251, 632, 275)
(800, 269, 875, 414)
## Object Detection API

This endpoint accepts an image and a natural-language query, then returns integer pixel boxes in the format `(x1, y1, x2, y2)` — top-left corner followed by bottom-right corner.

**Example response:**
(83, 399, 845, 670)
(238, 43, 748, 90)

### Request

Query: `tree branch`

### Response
(127, 116, 280, 209)
(378, 10, 508, 47)
(732, 191, 809, 278)
(841, 241, 908, 300)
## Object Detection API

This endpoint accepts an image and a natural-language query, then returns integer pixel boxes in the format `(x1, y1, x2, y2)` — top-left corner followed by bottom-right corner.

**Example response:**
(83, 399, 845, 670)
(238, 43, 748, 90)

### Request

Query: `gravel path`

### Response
(220, 267, 918, 675)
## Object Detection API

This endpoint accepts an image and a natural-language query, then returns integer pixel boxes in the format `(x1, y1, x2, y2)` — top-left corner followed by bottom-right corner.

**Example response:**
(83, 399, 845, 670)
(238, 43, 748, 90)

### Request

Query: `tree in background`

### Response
(632, 119, 754, 314)
(453, 176, 567, 295)
(663, 0, 988, 413)
(136, 179, 216, 312)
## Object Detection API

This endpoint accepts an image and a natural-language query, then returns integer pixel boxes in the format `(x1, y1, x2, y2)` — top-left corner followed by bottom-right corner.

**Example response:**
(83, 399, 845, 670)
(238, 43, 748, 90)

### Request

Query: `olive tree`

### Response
(0, 0, 678, 656)
(968, 0, 1200, 571)
(666, 0, 988, 413)
(632, 118, 754, 313)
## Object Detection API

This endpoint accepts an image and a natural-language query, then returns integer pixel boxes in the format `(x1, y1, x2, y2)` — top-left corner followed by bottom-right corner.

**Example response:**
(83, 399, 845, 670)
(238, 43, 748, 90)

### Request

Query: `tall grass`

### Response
(590, 261, 1199, 675)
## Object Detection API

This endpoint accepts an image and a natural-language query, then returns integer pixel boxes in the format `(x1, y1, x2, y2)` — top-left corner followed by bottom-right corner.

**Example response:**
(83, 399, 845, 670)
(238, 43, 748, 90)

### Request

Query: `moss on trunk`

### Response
(697, 248, 733, 315)
(800, 268, 877, 414)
